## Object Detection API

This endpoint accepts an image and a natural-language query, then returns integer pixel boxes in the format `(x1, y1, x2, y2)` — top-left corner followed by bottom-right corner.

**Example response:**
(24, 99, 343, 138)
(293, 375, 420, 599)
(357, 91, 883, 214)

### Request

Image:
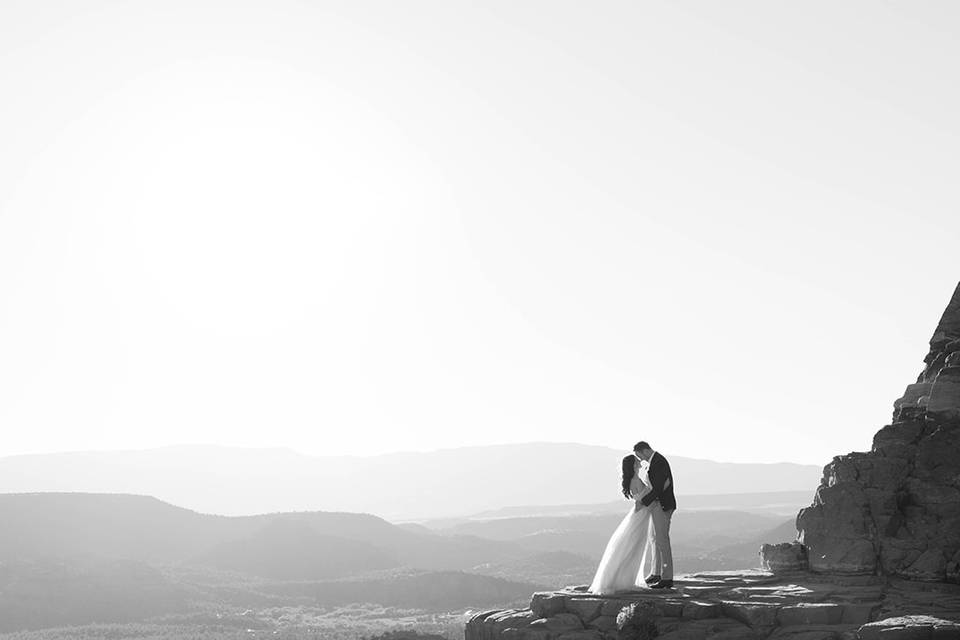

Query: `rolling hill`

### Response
(0, 489, 803, 633)
(0, 493, 524, 577)
(426, 509, 792, 558)
(0, 493, 540, 633)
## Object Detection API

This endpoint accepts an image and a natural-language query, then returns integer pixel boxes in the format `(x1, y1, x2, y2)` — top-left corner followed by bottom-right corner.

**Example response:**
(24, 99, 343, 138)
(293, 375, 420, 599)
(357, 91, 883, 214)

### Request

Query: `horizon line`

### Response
(0, 441, 827, 467)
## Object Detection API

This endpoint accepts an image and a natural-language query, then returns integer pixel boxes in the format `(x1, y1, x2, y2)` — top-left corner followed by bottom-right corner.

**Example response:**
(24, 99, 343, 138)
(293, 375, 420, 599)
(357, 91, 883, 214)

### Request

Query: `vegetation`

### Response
(617, 602, 660, 640)
(0, 606, 466, 640)
(0, 558, 187, 632)
(0, 560, 526, 639)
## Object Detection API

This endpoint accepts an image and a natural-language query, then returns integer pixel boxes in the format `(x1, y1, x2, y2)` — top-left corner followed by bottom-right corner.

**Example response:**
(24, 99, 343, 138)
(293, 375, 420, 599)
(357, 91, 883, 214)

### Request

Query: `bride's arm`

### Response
(633, 473, 651, 510)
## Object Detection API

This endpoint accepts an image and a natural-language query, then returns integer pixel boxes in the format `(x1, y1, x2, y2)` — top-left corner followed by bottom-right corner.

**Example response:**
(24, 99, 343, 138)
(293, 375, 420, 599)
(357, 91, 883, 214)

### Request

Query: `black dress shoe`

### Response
(650, 579, 674, 589)
(644, 574, 661, 585)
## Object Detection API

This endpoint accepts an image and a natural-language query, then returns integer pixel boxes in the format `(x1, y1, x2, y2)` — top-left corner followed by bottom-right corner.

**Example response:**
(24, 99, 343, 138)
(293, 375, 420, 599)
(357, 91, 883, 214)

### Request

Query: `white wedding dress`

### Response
(588, 460, 657, 594)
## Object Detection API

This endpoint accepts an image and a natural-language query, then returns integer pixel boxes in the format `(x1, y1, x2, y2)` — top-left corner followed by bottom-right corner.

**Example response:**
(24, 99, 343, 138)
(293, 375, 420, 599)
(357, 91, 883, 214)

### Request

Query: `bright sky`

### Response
(1, 1, 958, 465)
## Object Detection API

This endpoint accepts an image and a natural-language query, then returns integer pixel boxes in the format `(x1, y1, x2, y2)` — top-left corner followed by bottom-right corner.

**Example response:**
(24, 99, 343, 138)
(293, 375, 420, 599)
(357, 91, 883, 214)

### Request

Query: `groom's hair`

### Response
(634, 441, 651, 452)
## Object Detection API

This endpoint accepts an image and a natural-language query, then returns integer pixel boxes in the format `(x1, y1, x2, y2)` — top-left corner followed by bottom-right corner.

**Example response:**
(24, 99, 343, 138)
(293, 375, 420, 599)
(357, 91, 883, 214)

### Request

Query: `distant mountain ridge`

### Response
(0, 490, 797, 576)
(459, 490, 812, 521)
(0, 443, 820, 520)
(0, 492, 524, 577)
(0, 491, 544, 632)
(0, 490, 798, 631)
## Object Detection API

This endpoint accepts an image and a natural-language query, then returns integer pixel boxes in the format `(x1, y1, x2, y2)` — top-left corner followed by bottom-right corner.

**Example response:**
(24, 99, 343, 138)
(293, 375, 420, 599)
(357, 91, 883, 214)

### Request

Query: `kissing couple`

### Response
(589, 441, 677, 593)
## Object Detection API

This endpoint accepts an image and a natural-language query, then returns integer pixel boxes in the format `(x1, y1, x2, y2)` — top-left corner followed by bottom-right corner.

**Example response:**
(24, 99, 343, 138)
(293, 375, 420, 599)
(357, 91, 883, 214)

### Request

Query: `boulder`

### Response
(466, 610, 504, 640)
(587, 615, 618, 632)
(485, 610, 541, 639)
(529, 613, 584, 634)
(564, 598, 603, 622)
(761, 543, 809, 573)
(530, 592, 566, 618)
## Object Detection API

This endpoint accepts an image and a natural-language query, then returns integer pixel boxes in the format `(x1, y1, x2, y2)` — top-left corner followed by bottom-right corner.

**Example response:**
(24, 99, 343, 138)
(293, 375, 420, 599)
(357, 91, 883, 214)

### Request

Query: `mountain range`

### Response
(0, 492, 522, 576)
(0, 486, 803, 633)
(0, 443, 821, 520)
(0, 491, 538, 632)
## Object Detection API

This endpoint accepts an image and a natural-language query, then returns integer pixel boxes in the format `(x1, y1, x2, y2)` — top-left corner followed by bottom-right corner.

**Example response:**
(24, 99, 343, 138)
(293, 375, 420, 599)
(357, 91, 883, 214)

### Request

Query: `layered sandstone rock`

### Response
(797, 282, 960, 581)
(464, 571, 960, 640)
(760, 542, 808, 573)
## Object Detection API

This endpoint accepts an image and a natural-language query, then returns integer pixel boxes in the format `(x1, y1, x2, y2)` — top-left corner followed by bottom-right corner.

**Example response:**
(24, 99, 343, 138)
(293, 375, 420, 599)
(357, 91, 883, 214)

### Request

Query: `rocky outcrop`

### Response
(858, 616, 960, 640)
(464, 571, 960, 640)
(467, 284, 960, 640)
(760, 542, 808, 573)
(796, 282, 960, 581)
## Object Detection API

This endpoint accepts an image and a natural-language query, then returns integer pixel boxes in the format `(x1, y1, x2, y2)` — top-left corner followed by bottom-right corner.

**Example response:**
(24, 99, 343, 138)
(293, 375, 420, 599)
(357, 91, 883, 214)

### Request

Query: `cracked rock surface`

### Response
(465, 571, 960, 640)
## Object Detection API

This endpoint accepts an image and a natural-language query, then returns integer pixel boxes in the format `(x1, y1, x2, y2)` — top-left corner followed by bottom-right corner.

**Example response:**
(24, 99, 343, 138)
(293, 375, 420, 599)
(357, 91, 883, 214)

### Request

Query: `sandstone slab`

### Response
(777, 604, 844, 626)
(501, 629, 552, 640)
(858, 615, 960, 640)
(762, 543, 809, 573)
(528, 613, 584, 634)
(465, 571, 960, 640)
(530, 592, 566, 618)
(556, 631, 607, 640)
(563, 597, 603, 622)
(684, 600, 722, 619)
(722, 601, 781, 632)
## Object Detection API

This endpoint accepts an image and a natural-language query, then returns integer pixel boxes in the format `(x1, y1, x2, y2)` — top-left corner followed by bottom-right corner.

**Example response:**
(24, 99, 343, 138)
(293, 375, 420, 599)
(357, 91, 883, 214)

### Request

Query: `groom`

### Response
(633, 441, 676, 589)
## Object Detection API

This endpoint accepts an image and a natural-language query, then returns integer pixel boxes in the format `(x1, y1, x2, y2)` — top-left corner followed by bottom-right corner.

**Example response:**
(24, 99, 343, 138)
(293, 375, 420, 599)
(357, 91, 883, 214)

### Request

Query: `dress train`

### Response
(588, 462, 658, 594)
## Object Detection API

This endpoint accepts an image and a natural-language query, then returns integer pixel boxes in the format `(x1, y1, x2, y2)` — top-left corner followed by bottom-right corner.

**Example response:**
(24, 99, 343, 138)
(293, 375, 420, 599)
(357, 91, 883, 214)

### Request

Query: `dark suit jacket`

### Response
(640, 452, 677, 511)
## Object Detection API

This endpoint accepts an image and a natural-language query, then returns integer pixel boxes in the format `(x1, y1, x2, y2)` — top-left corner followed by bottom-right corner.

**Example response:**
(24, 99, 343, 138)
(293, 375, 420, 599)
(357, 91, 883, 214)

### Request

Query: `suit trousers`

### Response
(650, 505, 674, 580)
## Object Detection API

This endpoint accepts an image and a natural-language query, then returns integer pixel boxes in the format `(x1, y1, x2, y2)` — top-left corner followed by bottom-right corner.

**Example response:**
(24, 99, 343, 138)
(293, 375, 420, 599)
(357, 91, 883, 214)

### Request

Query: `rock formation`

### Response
(464, 572, 960, 640)
(797, 282, 960, 581)
(466, 282, 960, 640)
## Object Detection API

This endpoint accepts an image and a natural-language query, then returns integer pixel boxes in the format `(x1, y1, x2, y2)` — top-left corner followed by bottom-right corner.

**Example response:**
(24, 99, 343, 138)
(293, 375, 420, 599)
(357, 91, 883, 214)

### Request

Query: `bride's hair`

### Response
(621, 454, 636, 493)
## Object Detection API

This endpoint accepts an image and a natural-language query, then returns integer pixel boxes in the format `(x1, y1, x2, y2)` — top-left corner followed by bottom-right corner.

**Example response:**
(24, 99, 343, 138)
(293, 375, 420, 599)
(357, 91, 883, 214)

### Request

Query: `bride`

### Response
(588, 454, 668, 594)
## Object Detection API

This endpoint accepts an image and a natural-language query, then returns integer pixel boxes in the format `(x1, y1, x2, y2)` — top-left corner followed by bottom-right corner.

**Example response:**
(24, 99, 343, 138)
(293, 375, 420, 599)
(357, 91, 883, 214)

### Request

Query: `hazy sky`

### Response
(1, 1, 958, 465)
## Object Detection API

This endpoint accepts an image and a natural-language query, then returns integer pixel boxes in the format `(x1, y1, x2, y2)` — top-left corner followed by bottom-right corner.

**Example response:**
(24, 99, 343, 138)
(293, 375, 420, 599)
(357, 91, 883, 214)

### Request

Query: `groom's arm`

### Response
(640, 458, 665, 507)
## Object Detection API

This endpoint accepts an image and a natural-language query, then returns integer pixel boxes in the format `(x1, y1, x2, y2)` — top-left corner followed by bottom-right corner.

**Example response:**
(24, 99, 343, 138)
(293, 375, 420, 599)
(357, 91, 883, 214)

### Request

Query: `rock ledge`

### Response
(465, 570, 960, 640)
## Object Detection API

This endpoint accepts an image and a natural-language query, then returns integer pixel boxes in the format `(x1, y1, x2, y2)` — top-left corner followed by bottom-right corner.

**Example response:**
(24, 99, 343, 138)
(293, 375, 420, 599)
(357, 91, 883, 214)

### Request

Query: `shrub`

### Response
(616, 601, 659, 640)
